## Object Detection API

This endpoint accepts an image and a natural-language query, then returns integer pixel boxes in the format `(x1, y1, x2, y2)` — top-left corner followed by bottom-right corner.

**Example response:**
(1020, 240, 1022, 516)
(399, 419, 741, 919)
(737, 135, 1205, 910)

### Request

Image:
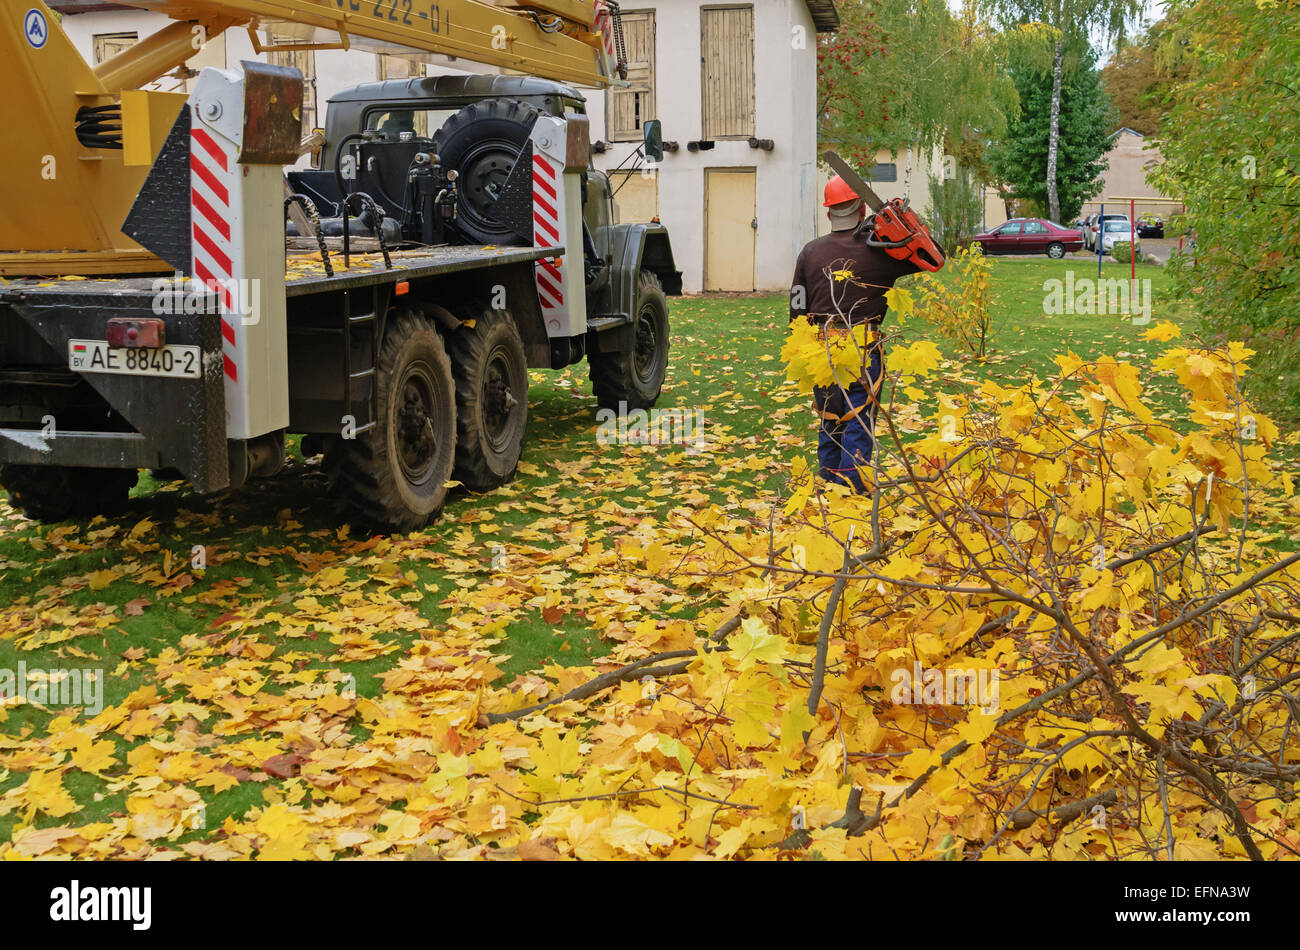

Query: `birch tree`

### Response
(981, 0, 1145, 222)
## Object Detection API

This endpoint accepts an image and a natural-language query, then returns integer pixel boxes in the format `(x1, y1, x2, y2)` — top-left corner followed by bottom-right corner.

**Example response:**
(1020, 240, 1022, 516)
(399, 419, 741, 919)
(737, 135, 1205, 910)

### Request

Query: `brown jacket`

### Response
(790, 229, 921, 326)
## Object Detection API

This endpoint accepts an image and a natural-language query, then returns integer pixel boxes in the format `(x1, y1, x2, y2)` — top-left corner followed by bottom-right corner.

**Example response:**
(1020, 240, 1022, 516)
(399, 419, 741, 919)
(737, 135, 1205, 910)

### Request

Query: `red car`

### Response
(971, 218, 1084, 259)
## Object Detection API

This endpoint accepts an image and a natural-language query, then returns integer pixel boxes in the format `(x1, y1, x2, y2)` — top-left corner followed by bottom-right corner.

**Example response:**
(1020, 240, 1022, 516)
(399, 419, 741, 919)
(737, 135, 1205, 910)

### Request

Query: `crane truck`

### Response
(0, 0, 680, 531)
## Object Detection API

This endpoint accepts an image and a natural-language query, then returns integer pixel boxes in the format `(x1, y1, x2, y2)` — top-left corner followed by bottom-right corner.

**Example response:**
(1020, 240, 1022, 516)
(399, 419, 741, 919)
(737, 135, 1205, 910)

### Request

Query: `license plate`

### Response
(68, 340, 201, 379)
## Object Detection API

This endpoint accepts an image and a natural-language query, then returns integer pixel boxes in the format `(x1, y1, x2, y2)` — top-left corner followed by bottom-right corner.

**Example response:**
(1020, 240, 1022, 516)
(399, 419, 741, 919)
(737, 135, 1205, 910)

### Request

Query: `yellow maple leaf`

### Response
(601, 812, 674, 856)
(70, 737, 117, 774)
(890, 340, 942, 377)
(86, 569, 118, 591)
(730, 618, 786, 670)
(25, 771, 79, 818)
(784, 456, 814, 516)
(1142, 321, 1181, 342)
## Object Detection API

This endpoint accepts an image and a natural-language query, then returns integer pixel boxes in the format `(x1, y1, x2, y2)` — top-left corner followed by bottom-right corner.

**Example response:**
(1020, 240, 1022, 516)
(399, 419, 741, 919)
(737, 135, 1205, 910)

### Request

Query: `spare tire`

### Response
(432, 98, 540, 245)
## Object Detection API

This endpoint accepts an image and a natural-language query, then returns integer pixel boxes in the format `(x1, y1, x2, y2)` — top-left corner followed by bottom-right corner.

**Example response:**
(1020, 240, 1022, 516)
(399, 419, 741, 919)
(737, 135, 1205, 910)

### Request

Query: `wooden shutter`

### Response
(377, 55, 422, 81)
(93, 32, 138, 65)
(607, 12, 656, 142)
(701, 6, 755, 140)
(269, 35, 317, 134)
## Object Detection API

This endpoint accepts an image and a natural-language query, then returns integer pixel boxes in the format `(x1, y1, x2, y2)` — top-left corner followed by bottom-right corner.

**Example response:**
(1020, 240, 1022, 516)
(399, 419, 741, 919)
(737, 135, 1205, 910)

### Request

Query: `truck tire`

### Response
(0, 464, 136, 522)
(448, 309, 528, 492)
(325, 310, 456, 532)
(590, 270, 670, 411)
(431, 98, 540, 246)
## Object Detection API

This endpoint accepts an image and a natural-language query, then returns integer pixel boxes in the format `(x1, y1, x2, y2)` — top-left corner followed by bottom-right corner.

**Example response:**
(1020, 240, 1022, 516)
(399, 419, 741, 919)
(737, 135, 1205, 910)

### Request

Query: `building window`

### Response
(93, 32, 138, 65)
(377, 55, 423, 81)
(607, 11, 656, 142)
(609, 169, 659, 223)
(701, 5, 755, 140)
(268, 34, 317, 136)
(870, 163, 897, 183)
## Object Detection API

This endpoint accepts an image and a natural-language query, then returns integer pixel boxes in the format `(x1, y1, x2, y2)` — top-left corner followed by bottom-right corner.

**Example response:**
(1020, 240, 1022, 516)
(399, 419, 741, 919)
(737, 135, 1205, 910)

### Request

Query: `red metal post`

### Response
(1130, 198, 1136, 282)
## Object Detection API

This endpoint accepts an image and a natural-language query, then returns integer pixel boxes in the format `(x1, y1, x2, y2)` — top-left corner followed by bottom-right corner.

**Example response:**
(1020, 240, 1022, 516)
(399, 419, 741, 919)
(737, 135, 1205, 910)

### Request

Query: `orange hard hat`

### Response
(824, 175, 859, 208)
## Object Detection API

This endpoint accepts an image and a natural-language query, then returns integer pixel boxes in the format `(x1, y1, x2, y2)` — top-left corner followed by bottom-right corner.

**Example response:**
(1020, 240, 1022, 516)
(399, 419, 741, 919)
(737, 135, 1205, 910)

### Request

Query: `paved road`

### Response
(1068, 237, 1190, 265)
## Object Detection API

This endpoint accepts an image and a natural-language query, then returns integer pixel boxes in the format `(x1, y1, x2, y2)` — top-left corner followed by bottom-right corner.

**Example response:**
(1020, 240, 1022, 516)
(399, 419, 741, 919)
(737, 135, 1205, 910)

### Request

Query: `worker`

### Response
(789, 176, 925, 492)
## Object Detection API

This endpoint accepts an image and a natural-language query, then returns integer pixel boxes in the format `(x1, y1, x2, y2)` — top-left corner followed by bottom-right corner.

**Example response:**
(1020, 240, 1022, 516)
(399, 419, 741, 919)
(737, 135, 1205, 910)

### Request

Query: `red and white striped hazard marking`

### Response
(594, 1, 616, 60)
(189, 122, 239, 382)
(532, 153, 565, 314)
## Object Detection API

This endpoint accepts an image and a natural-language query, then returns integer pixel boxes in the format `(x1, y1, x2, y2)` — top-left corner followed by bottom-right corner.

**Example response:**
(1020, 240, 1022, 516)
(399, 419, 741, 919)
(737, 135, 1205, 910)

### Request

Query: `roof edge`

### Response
(804, 0, 840, 33)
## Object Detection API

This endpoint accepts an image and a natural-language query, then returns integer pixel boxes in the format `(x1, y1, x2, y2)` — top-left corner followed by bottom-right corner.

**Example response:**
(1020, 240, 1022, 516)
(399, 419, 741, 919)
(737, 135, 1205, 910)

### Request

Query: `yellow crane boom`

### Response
(0, 0, 618, 275)
(102, 0, 615, 91)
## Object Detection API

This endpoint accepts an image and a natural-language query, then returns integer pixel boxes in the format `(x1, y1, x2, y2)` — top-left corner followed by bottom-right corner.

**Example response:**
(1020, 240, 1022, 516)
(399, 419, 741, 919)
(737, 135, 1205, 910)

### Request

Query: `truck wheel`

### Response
(448, 309, 528, 492)
(431, 98, 540, 246)
(0, 465, 136, 522)
(590, 270, 670, 411)
(325, 310, 456, 532)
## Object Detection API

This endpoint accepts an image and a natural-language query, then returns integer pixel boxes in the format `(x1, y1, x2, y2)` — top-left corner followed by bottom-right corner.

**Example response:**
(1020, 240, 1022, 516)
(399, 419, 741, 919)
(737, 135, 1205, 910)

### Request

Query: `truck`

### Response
(0, 1, 680, 531)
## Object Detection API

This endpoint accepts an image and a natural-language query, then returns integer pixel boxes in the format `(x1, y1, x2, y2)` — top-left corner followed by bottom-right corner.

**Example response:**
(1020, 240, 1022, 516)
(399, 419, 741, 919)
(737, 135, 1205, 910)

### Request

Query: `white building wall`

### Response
(588, 0, 822, 294)
(814, 147, 945, 237)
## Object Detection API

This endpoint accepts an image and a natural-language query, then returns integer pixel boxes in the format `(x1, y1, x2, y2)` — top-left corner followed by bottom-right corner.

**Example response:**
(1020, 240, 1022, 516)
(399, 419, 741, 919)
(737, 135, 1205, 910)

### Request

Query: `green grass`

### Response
(0, 255, 1292, 837)
(910, 252, 1182, 373)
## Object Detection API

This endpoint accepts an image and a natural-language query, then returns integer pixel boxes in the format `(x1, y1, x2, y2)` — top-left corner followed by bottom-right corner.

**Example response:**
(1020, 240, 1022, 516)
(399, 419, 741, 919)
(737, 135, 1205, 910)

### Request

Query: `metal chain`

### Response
(284, 193, 334, 277)
(607, 1, 630, 80)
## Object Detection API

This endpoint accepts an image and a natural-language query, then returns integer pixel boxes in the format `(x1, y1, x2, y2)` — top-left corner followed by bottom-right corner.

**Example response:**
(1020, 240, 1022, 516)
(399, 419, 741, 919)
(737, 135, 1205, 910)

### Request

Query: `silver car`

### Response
(1082, 214, 1099, 250)
(1086, 214, 1132, 251)
(1099, 218, 1140, 253)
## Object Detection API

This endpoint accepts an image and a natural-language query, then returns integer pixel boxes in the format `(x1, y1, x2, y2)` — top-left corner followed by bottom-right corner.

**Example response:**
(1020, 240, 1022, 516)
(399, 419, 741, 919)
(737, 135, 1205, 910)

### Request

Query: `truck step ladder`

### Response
(344, 308, 380, 437)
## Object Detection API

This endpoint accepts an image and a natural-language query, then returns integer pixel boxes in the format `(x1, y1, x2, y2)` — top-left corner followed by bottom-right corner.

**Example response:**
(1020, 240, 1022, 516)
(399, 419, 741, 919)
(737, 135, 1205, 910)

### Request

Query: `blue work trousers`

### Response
(813, 342, 884, 493)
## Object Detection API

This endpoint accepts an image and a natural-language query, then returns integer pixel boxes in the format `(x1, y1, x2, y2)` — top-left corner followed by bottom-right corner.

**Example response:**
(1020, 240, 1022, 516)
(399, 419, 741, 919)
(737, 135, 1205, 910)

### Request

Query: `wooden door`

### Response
(704, 168, 756, 292)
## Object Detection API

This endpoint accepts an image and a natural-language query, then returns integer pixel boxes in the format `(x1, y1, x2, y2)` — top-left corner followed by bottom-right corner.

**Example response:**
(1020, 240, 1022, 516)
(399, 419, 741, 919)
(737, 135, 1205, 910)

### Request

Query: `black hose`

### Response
(334, 132, 420, 221)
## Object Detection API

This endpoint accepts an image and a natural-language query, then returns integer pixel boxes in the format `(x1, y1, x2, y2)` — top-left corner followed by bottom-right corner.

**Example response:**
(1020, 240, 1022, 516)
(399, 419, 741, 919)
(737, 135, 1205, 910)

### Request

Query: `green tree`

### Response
(928, 164, 985, 249)
(981, 0, 1144, 222)
(818, 0, 1017, 176)
(1099, 20, 1194, 136)
(1100, 34, 1161, 134)
(1151, 0, 1300, 422)
(987, 49, 1115, 223)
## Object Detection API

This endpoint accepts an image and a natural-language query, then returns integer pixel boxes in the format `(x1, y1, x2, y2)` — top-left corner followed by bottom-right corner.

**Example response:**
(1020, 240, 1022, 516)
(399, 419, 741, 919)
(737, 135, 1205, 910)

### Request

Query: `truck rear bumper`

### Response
(0, 281, 229, 491)
(0, 429, 155, 467)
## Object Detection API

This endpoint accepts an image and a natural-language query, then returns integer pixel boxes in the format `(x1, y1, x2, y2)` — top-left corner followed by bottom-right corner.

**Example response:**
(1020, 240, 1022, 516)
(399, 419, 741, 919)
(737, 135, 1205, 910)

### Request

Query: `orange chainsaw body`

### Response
(868, 199, 946, 272)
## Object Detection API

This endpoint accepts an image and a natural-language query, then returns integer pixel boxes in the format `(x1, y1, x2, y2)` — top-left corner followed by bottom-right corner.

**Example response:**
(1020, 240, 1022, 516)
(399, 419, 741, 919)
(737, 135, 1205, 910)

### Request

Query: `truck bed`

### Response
(0, 245, 561, 301)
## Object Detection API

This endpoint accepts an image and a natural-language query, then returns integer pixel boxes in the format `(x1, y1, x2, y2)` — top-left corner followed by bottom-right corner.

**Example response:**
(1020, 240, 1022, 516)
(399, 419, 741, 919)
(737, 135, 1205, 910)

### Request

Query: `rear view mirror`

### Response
(643, 120, 663, 163)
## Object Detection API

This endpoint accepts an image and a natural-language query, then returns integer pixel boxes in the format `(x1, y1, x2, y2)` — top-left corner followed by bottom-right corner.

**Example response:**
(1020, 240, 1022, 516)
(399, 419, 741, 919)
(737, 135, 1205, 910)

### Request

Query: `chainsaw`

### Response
(824, 151, 946, 273)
